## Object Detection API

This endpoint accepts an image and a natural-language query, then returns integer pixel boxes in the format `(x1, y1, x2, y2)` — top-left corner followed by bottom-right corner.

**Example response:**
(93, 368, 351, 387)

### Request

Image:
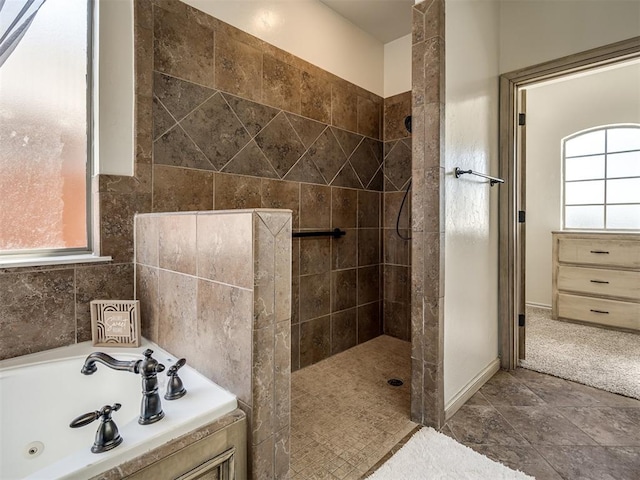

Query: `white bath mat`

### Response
(521, 307, 640, 399)
(366, 428, 533, 480)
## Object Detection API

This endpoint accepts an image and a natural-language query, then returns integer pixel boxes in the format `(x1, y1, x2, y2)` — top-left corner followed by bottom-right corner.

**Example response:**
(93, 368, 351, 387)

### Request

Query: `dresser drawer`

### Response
(557, 293, 640, 330)
(557, 238, 640, 268)
(557, 266, 640, 301)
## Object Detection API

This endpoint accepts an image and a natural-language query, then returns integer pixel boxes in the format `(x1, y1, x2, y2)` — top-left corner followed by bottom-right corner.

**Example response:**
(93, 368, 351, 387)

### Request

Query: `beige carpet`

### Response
(521, 306, 640, 399)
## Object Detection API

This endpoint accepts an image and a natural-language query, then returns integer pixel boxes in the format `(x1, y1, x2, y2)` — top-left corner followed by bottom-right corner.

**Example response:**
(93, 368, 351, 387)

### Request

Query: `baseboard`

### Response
(444, 358, 501, 421)
(526, 302, 551, 310)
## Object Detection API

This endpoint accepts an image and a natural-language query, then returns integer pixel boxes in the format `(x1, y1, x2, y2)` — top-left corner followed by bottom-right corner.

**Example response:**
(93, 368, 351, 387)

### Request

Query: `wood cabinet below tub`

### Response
(552, 231, 640, 332)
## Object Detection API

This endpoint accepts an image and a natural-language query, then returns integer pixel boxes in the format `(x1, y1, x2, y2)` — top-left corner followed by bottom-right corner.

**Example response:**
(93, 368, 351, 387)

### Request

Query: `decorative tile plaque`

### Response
(90, 300, 141, 347)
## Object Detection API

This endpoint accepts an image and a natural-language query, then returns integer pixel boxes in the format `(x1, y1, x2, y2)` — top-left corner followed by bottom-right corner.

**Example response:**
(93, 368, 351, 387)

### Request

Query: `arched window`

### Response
(562, 125, 640, 230)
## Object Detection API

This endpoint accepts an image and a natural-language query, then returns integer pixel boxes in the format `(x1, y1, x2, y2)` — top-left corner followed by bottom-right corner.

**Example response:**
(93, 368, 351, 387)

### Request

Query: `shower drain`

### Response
(387, 378, 404, 387)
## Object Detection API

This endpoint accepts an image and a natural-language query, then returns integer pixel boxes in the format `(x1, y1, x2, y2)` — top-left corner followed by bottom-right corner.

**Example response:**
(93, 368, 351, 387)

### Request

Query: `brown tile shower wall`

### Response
(135, 209, 291, 480)
(148, 0, 386, 371)
(382, 92, 412, 341)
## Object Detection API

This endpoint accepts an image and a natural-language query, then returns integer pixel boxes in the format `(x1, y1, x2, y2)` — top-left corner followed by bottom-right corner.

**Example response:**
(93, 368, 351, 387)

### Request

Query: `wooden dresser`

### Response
(552, 231, 640, 331)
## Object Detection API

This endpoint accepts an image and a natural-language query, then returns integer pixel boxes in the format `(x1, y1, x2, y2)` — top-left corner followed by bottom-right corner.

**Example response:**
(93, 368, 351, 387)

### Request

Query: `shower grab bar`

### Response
(454, 167, 504, 186)
(293, 228, 346, 239)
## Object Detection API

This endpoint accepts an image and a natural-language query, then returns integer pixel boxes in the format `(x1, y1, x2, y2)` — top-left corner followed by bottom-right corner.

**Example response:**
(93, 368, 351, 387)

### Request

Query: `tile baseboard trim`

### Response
(444, 358, 500, 421)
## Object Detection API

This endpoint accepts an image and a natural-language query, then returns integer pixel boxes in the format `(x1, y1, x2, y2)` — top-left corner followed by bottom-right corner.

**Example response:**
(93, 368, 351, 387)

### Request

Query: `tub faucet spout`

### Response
(81, 352, 138, 375)
(81, 349, 165, 425)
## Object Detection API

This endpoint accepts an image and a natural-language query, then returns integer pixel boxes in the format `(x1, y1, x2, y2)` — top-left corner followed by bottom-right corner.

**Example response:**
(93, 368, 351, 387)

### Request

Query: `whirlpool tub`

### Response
(0, 340, 238, 479)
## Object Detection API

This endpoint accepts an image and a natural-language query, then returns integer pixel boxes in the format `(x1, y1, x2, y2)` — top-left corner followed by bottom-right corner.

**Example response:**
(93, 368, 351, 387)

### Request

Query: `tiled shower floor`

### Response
(290, 335, 416, 479)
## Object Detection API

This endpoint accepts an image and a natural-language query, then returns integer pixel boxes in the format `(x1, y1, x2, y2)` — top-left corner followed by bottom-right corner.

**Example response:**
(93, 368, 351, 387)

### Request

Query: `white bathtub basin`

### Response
(0, 340, 237, 480)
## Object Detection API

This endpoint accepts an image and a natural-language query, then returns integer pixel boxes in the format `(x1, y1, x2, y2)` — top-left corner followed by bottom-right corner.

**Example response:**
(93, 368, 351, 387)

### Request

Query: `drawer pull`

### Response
(590, 309, 609, 314)
(589, 279, 609, 284)
(590, 250, 609, 254)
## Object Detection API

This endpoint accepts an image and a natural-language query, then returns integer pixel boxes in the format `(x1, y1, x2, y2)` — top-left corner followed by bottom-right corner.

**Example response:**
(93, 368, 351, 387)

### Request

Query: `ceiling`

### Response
(319, 0, 414, 44)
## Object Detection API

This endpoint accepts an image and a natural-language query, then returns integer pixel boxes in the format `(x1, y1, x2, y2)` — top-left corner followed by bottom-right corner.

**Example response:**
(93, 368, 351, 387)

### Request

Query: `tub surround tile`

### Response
(214, 173, 262, 210)
(152, 165, 214, 212)
(302, 128, 347, 184)
(263, 55, 301, 113)
(157, 269, 197, 360)
(135, 215, 158, 267)
(198, 214, 253, 289)
(158, 214, 197, 275)
(214, 33, 262, 102)
(300, 71, 331, 124)
(153, 6, 214, 88)
(222, 140, 279, 179)
(75, 263, 135, 342)
(196, 279, 252, 404)
(136, 264, 159, 342)
(153, 71, 216, 123)
(181, 93, 251, 170)
(283, 155, 326, 185)
(0, 269, 75, 360)
(261, 179, 300, 230)
(153, 124, 214, 170)
(223, 93, 279, 137)
(350, 139, 383, 189)
(254, 112, 306, 177)
(136, 210, 290, 479)
(99, 192, 151, 263)
(285, 112, 326, 150)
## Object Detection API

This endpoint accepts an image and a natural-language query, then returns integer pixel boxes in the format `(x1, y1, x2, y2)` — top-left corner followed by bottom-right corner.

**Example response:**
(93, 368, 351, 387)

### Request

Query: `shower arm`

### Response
(454, 167, 504, 186)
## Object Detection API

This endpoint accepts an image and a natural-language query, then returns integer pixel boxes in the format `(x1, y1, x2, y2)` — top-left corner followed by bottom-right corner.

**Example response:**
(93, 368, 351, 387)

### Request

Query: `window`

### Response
(563, 125, 640, 230)
(0, 0, 92, 260)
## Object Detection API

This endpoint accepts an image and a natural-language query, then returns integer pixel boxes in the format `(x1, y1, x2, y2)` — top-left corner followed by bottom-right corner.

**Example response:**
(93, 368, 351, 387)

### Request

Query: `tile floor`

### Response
(291, 335, 640, 480)
(290, 335, 416, 479)
(445, 368, 640, 480)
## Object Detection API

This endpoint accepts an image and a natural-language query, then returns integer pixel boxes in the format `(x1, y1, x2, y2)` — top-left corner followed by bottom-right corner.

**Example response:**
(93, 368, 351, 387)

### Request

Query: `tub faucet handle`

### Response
(70, 403, 123, 453)
(165, 358, 187, 400)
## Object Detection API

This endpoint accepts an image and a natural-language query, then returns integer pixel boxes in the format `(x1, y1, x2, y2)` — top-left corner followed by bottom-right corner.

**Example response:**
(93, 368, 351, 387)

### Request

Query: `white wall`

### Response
(384, 34, 412, 97)
(500, 0, 640, 73)
(525, 63, 640, 307)
(444, 0, 500, 405)
(97, 0, 134, 176)
(182, 0, 385, 96)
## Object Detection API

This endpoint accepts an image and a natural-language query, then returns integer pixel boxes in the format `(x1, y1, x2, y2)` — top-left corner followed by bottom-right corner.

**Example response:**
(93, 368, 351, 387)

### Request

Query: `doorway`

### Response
(497, 36, 640, 370)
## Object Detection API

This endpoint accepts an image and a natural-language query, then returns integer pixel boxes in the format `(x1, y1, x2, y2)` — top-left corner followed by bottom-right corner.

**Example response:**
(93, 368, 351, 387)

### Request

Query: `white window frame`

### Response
(562, 124, 640, 231)
(0, 0, 111, 268)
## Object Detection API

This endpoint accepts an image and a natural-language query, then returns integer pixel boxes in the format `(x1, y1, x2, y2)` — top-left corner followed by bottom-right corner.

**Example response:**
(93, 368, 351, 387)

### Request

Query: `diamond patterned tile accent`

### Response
(153, 97, 176, 140)
(303, 129, 347, 184)
(153, 72, 216, 122)
(349, 140, 381, 188)
(384, 141, 411, 191)
(255, 112, 306, 178)
(180, 93, 251, 171)
(223, 93, 280, 137)
(286, 113, 326, 149)
(331, 162, 363, 189)
(284, 155, 326, 185)
(368, 166, 384, 192)
(331, 127, 363, 158)
(222, 140, 279, 179)
(153, 125, 213, 170)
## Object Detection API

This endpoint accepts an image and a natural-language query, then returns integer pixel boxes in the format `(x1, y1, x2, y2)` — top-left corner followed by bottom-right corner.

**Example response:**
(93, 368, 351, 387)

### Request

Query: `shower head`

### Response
(404, 115, 412, 133)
